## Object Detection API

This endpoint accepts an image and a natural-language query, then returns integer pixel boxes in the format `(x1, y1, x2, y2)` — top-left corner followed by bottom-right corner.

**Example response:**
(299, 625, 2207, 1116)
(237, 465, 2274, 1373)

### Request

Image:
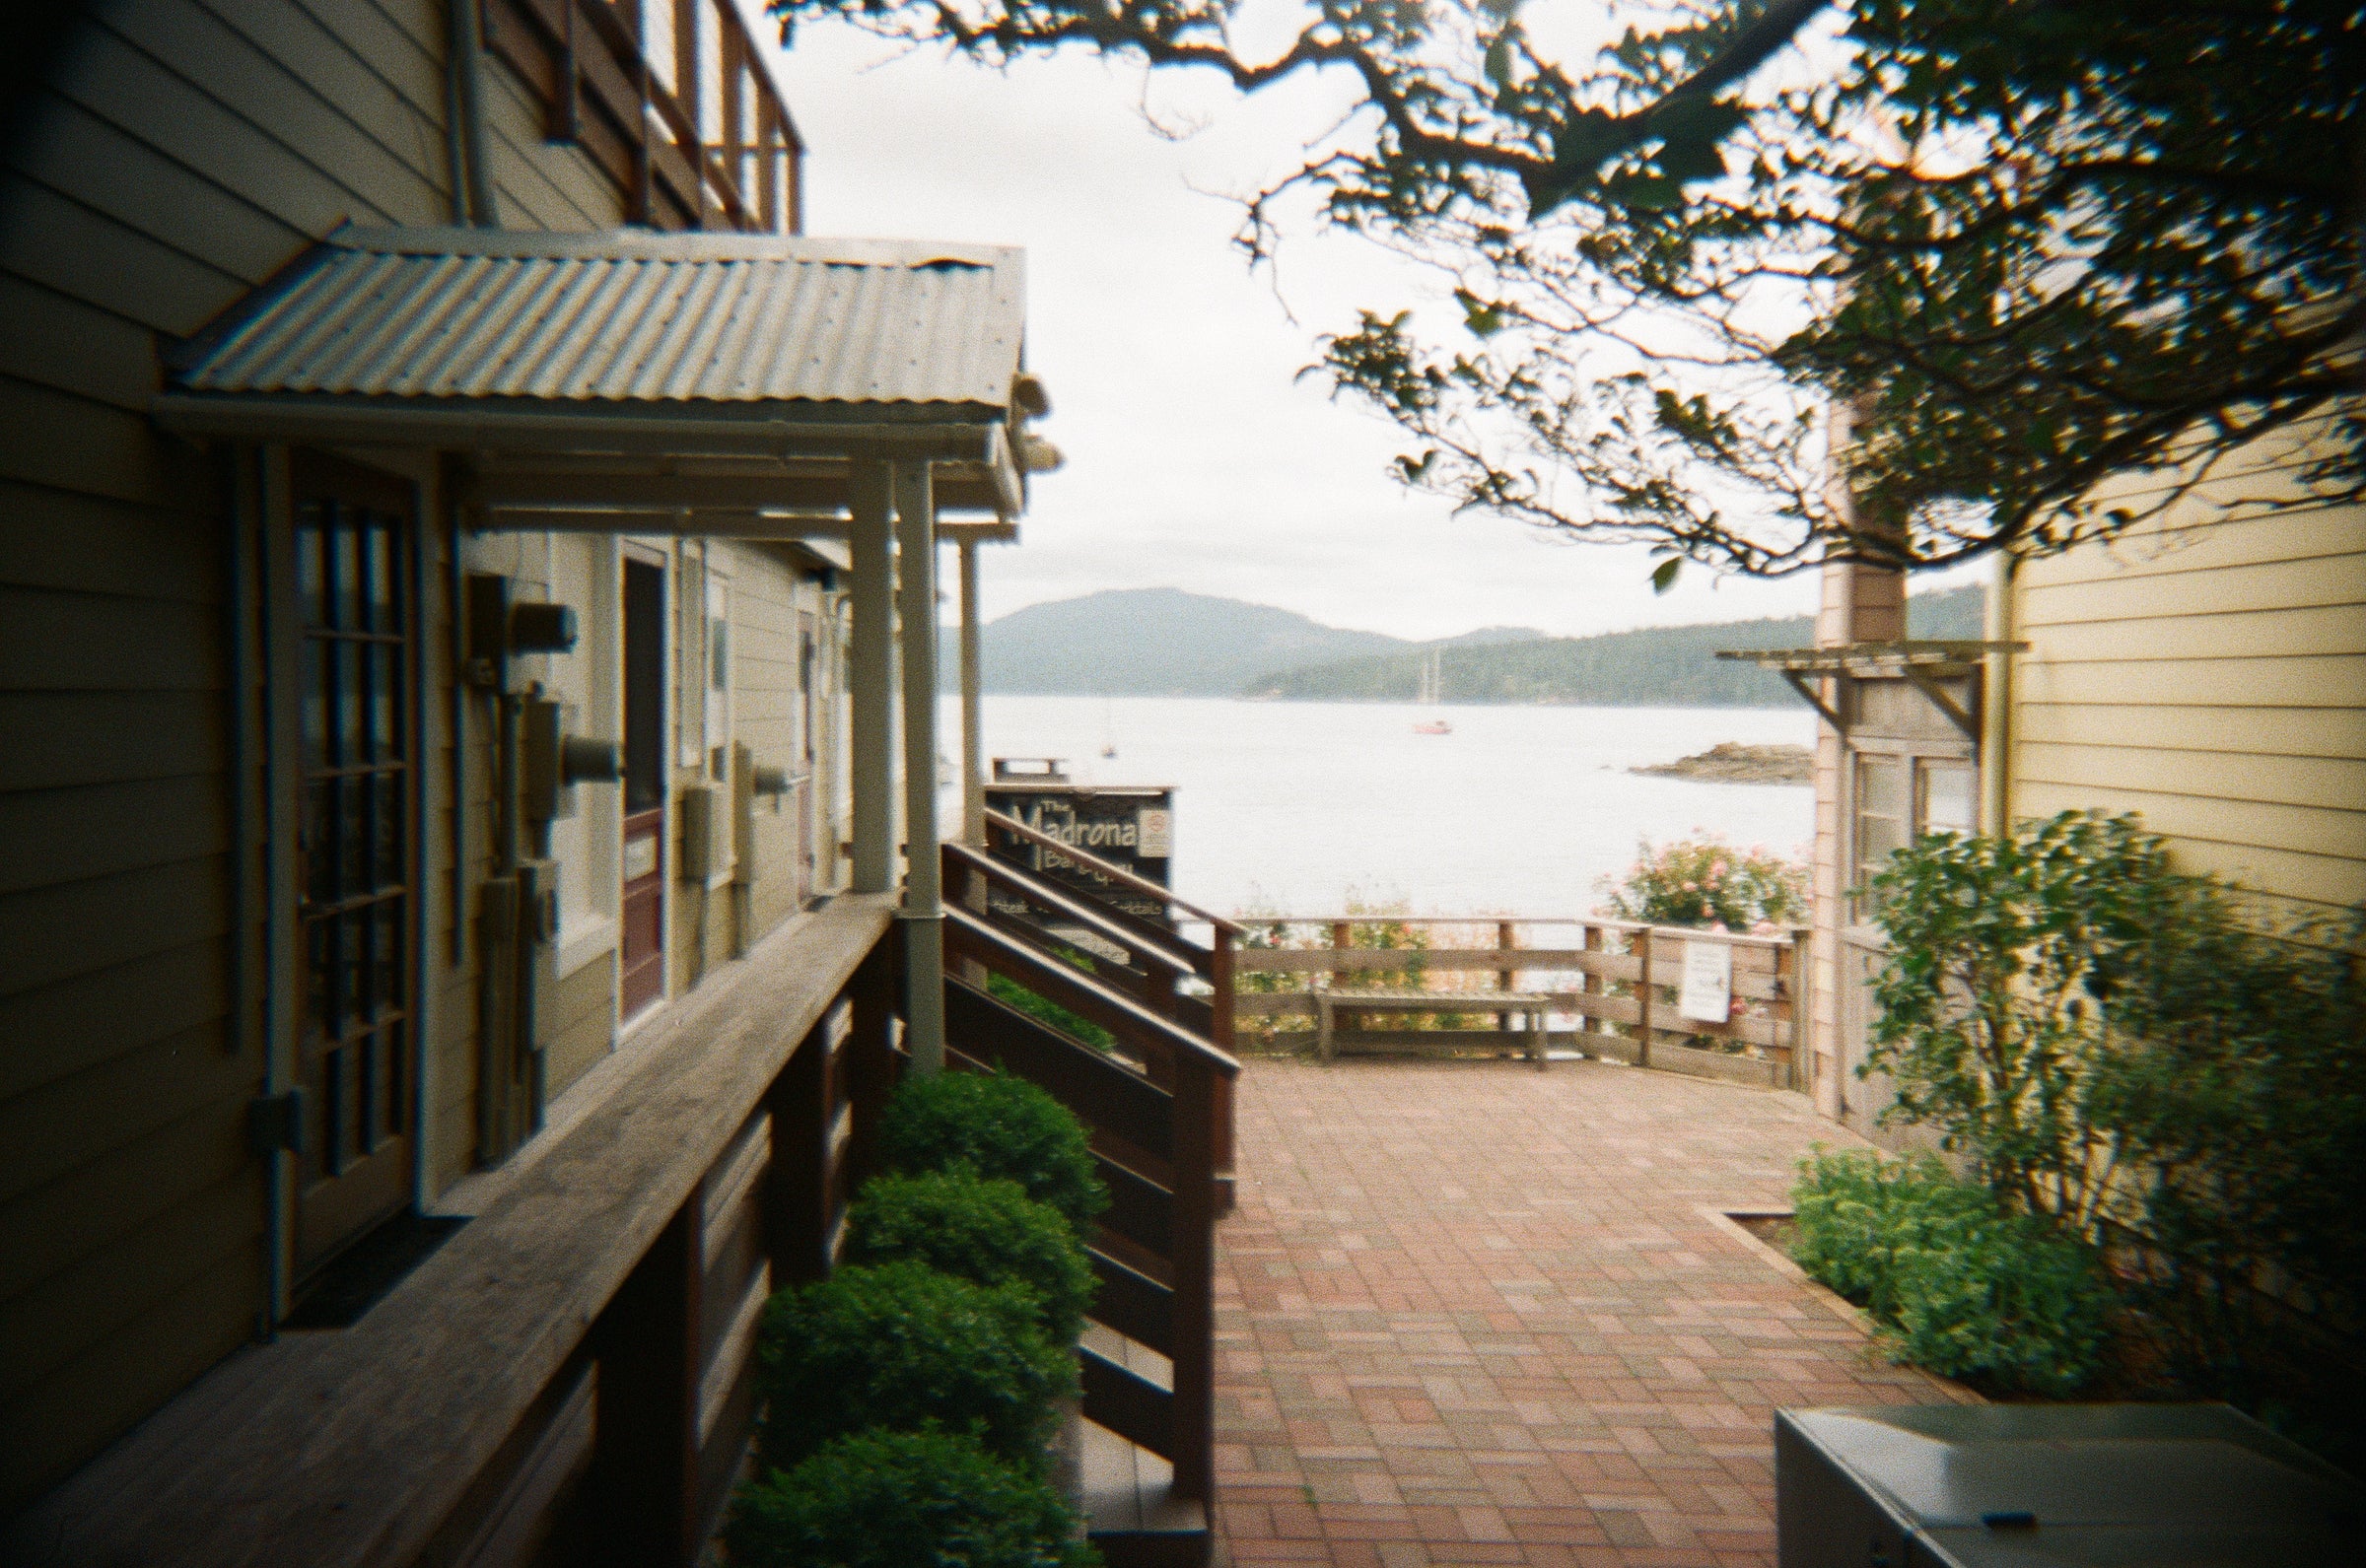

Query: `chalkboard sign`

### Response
(986, 761, 1175, 925)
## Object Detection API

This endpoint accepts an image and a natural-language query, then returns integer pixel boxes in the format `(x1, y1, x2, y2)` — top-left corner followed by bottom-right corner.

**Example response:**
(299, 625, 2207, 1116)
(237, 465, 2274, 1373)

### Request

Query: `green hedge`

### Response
(728, 1428, 1098, 1568)
(876, 1070, 1109, 1235)
(844, 1171, 1097, 1344)
(988, 966, 1116, 1052)
(1791, 1150, 2114, 1397)
(752, 1261, 1077, 1472)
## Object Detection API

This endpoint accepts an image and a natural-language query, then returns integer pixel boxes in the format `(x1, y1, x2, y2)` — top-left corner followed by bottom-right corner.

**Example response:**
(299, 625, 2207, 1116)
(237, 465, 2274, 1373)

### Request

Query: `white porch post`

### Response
(895, 461, 946, 1072)
(849, 462, 896, 894)
(958, 536, 986, 846)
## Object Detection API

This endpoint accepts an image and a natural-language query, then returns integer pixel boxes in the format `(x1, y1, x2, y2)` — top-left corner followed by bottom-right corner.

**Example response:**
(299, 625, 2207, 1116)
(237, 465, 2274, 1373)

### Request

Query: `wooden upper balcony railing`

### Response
(1232, 915, 1809, 1091)
(484, 0, 802, 233)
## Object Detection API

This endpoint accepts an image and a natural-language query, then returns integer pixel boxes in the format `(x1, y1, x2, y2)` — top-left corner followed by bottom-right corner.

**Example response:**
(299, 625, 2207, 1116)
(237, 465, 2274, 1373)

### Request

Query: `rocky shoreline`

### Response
(1632, 741, 1813, 785)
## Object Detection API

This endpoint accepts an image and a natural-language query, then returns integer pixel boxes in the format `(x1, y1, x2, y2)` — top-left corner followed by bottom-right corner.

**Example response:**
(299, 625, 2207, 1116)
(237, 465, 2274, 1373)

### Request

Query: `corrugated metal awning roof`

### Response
(172, 227, 1024, 407)
(156, 227, 1045, 521)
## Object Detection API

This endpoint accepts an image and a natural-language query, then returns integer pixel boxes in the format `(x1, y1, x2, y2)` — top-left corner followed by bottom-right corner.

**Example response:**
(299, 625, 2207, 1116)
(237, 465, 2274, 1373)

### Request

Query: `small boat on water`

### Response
(1413, 648, 1452, 734)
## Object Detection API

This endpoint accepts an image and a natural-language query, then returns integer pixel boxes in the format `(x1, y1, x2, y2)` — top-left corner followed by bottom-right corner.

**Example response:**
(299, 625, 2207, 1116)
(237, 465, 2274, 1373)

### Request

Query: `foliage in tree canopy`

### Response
(768, 0, 2361, 578)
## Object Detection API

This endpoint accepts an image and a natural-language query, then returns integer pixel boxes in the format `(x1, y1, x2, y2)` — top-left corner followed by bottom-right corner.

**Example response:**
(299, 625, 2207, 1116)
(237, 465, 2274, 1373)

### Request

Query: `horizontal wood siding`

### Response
(0, 0, 623, 1508)
(2009, 436, 2366, 921)
(544, 945, 618, 1099)
(730, 543, 811, 941)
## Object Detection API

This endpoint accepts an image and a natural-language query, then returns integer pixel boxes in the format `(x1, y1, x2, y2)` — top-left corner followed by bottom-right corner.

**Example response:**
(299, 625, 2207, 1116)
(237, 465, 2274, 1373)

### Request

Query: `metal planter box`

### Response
(1774, 1403, 2360, 1567)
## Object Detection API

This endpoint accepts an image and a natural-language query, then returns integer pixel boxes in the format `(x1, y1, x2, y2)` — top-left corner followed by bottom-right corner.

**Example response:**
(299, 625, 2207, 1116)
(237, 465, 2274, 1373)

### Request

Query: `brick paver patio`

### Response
(1210, 1058, 1969, 1568)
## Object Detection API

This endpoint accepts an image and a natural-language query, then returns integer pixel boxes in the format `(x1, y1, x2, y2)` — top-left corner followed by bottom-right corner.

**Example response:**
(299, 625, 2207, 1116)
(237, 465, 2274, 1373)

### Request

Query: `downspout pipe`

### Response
(228, 448, 269, 1337)
(256, 445, 301, 1331)
(1982, 549, 2017, 835)
(447, 0, 500, 227)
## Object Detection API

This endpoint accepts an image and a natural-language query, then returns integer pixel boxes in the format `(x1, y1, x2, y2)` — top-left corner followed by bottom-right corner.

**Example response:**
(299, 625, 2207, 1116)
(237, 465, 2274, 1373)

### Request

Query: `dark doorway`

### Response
(620, 555, 665, 1019)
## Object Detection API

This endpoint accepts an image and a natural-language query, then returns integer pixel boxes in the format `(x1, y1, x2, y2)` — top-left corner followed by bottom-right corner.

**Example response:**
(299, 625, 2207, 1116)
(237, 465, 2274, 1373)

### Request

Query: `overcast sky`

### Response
(760, 11, 1949, 640)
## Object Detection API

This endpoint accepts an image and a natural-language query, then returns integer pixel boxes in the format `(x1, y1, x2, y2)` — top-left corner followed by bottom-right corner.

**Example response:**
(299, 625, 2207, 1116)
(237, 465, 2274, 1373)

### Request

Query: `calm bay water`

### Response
(951, 696, 1814, 918)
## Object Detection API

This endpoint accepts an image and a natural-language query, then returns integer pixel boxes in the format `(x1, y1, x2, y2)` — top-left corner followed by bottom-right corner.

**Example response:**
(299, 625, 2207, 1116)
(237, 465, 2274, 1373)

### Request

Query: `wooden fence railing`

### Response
(8, 899, 901, 1568)
(1232, 916, 1808, 1091)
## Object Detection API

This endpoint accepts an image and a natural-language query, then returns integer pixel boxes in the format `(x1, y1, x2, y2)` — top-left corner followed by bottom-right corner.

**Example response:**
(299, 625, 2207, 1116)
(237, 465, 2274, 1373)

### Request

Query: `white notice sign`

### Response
(1136, 808, 1172, 858)
(1677, 941, 1733, 1023)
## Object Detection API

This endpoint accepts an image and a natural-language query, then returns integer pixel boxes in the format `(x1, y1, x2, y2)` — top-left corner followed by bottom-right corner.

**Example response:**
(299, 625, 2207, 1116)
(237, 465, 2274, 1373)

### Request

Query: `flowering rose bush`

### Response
(1597, 835, 1809, 930)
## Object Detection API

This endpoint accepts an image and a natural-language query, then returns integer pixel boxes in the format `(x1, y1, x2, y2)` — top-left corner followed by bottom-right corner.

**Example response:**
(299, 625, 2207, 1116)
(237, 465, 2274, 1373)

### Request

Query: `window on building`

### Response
(1852, 749, 1978, 920)
(706, 570, 731, 783)
(1853, 754, 1910, 916)
(1921, 759, 1977, 834)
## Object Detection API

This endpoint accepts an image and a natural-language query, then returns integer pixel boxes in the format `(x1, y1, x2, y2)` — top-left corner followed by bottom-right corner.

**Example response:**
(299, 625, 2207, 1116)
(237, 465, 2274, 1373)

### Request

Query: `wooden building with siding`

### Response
(2001, 430, 2366, 927)
(0, 2, 1132, 1556)
(1748, 428, 2364, 1142)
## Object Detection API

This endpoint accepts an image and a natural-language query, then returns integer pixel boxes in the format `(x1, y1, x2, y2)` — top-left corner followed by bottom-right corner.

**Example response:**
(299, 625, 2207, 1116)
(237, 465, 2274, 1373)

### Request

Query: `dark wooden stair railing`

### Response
(939, 902, 1238, 1524)
(944, 839, 1208, 1048)
(967, 810, 1243, 1194)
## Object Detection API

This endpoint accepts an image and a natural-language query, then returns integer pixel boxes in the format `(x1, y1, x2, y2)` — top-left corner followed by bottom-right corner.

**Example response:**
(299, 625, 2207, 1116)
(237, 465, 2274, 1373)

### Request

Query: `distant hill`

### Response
(944, 587, 1509, 696)
(942, 583, 1984, 704)
(1241, 585, 1985, 707)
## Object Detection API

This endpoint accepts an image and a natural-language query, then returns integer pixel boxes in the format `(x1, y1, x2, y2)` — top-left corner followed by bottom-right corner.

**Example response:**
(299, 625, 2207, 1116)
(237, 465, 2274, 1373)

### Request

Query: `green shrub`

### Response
(728, 1428, 1098, 1568)
(1790, 1149, 2113, 1397)
(876, 1070, 1108, 1235)
(988, 969, 1115, 1052)
(752, 1261, 1076, 1471)
(844, 1171, 1097, 1343)
(1886, 1212, 2115, 1398)
(1866, 811, 2366, 1395)
(1789, 1150, 1993, 1321)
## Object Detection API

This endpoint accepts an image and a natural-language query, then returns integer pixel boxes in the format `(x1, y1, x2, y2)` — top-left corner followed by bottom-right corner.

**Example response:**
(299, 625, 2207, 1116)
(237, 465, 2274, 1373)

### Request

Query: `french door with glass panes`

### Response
(292, 454, 416, 1275)
(1851, 748, 1977, 920)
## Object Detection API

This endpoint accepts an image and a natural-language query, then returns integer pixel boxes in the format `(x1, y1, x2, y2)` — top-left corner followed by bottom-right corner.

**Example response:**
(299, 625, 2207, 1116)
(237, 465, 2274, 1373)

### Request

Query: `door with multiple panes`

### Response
(291, 454, 416, 1275)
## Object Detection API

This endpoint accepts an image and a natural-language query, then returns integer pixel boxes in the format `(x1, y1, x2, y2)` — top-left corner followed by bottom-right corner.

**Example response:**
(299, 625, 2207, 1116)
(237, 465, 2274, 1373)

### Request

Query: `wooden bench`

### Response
(1314, 989, 1559, 1070)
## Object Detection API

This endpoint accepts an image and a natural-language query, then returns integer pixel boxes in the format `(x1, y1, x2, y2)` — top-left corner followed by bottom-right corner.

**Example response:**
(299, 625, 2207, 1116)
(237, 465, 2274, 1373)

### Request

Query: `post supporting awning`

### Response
(894, 461, 946, 1072)
(849, 465, 897, 895)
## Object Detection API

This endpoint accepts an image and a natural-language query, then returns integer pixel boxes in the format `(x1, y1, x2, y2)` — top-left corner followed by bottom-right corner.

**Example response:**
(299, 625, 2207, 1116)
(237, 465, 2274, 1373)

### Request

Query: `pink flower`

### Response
(1682, 880, 1697, 892)
(1701, 903, 1714, 919)
(1709, 859, 1729, 880)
